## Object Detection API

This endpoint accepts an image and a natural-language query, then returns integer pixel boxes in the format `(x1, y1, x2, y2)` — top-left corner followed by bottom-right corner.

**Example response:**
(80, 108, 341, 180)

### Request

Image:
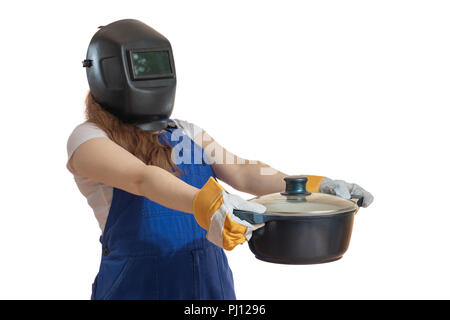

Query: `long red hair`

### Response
(84, 92, 180, 175)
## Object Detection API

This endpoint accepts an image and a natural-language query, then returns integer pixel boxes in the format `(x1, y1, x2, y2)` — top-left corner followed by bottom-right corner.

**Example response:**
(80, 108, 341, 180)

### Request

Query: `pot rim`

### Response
(234, 207, 357, 224)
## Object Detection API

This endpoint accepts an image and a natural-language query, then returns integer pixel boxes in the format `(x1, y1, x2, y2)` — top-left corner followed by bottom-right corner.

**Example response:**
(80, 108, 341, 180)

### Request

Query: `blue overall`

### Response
(91, 124, 236, 300)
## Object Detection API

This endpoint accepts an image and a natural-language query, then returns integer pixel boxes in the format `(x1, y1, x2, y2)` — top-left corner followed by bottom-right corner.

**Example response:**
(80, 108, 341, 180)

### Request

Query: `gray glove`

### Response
(320, 177, 374, 208)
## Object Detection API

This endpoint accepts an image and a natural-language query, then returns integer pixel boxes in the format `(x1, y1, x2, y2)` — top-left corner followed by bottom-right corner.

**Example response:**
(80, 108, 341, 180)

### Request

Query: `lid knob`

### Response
(281, 176, 311, 196)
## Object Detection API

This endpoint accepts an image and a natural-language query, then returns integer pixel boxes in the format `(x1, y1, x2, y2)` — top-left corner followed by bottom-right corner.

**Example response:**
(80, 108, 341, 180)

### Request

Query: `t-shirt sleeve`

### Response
(66, 122, 109, 174)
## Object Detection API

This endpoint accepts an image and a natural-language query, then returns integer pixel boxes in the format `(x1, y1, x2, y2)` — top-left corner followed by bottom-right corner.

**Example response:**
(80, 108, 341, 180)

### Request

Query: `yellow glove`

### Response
(193, 177, 266, 251)
(319, 177, 374, 207)
(302, 175, 325, 192)
(304, 174, 374, 207)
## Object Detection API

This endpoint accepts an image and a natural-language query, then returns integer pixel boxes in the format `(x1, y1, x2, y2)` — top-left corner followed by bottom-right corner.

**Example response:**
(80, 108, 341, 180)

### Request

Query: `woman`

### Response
(68, 19, 373, 300)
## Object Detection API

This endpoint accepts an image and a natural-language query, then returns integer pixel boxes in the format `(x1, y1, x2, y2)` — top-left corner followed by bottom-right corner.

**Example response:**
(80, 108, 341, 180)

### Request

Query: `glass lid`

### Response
(249, 176, 358, 217)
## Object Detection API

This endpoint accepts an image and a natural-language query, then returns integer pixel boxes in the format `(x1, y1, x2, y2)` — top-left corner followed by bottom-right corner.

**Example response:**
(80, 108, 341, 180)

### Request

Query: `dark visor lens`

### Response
(131, 51, 172, 77)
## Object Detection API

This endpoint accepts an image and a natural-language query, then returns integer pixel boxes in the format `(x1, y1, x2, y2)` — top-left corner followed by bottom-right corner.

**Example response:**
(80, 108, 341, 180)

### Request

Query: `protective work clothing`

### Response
(319, 177, 374, 208)
(91, 125, 236, 300)
(193, 178, 266, 251)
(83, 19, 176, 131)
(292, 175, 373, 207)
(302, 175, 325, 193)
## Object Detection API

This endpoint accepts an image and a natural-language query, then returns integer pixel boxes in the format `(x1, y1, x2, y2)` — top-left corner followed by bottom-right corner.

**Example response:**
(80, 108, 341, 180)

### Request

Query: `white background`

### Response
(0, 0, 449, 299)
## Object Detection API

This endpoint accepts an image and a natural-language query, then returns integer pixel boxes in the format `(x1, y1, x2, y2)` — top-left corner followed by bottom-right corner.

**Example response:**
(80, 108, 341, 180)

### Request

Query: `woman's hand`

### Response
(320, 177, 374, 208)
(193, 177, 266, 250)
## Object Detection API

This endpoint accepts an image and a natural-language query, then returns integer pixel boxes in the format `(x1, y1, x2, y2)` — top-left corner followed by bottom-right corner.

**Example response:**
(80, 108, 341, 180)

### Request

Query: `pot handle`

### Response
(233, 209, 267, 224)
(350, 195, 364, 214)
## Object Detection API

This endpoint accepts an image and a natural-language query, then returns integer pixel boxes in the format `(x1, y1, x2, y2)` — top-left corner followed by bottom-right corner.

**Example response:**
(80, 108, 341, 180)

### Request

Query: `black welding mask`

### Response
(83, 19, 176, 131)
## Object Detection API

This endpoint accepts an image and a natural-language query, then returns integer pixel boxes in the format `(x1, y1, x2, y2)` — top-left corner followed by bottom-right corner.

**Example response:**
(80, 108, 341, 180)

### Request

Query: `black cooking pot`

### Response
(234, 176, 363, 265)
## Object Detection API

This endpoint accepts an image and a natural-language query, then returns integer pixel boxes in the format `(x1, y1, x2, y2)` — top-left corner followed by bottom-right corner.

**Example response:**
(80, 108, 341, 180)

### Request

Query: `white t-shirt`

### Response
(66, 119, 201, 232)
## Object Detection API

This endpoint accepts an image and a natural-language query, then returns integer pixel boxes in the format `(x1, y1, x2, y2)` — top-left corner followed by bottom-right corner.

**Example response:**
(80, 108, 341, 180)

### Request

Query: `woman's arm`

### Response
(196, 131, 288, 196)
(198, 131, 373, 206)
(213, 159, 287, 196)
(69, 137, 199, 213)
